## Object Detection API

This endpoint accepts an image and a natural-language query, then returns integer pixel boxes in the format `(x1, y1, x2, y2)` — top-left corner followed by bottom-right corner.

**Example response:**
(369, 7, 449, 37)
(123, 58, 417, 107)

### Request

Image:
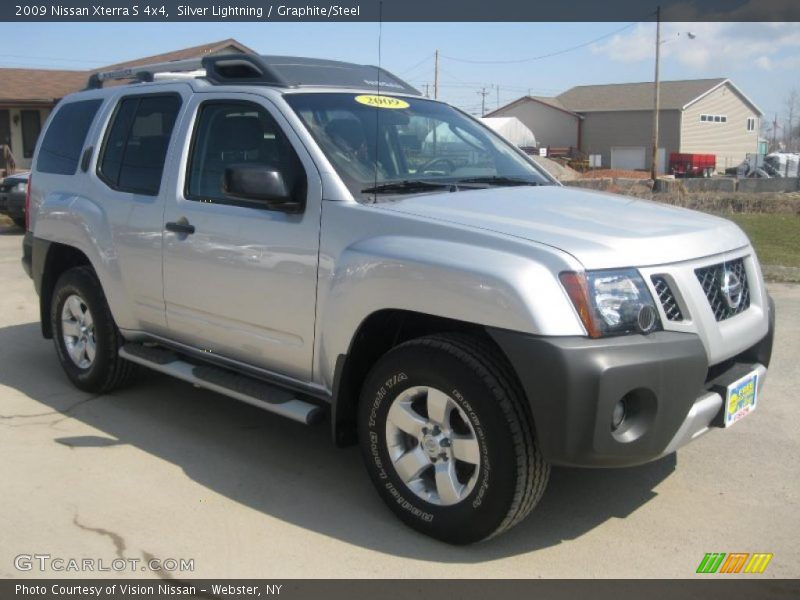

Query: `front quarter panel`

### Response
(315, 201, 585, 389)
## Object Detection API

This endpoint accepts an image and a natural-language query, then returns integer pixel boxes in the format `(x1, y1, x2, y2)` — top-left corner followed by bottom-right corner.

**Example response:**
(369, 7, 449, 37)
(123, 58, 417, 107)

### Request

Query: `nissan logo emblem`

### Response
(720, 269, 743, 310)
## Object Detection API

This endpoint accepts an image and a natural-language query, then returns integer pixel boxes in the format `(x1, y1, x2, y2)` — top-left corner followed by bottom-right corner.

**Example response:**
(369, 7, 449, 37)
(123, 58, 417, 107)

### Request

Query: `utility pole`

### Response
(434, 49, 439, 100)
(772, 113, 778, 151)
(650, 5, 661, 181)
(496, 85, 500, 110)
(477, 87, 490, 116)
(423, 83, 430, 98)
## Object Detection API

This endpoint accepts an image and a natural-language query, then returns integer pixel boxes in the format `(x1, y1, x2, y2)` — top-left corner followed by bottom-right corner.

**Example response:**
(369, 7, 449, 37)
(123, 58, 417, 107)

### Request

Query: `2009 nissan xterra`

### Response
(21, 54, 774, 544)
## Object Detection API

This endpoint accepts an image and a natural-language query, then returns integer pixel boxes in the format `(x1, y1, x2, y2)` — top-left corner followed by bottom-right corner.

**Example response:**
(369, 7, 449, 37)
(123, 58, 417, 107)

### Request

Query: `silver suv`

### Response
(21, 54, 774, 544)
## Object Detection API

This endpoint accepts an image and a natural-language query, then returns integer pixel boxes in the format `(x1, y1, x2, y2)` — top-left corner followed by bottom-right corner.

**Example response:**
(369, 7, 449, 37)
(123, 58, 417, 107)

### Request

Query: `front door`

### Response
(162, 94, 322, 381)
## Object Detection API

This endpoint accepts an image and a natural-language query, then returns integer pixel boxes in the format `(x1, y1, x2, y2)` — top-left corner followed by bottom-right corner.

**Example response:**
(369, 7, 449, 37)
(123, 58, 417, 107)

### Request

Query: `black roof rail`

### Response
(201, 54, 290, 86)
(85, 53, 421, 96)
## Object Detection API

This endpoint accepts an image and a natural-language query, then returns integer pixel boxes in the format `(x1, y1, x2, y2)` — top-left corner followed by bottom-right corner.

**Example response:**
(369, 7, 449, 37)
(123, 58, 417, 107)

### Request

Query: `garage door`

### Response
(611, 146, 646, 170)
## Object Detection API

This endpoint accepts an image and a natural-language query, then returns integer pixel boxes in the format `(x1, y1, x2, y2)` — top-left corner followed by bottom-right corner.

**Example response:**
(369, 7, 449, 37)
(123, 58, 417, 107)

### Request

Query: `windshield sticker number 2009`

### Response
(355, 95, 410, 109)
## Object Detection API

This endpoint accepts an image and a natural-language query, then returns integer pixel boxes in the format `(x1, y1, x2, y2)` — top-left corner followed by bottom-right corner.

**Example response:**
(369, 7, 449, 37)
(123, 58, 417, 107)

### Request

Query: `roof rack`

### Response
(86, 54, 289, 89)
(85, 53, 421, 96)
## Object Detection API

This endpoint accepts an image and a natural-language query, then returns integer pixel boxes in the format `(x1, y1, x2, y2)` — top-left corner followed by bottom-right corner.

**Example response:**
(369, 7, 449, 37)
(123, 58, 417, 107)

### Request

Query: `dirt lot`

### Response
(0, 221, 798, 579)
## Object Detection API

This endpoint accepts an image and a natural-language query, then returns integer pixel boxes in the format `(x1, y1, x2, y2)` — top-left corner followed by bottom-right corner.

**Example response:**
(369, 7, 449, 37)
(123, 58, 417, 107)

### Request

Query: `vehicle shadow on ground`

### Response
(0, 321, 676, 562)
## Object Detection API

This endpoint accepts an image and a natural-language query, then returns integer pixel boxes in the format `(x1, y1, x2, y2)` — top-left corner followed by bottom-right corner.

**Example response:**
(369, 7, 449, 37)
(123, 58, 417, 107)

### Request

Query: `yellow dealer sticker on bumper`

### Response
(355, 95, 410, 109)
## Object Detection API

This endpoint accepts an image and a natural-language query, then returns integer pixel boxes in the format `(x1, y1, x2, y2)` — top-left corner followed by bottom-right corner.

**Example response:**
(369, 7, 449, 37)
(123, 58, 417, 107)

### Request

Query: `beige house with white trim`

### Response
(487, 78, 762, 173)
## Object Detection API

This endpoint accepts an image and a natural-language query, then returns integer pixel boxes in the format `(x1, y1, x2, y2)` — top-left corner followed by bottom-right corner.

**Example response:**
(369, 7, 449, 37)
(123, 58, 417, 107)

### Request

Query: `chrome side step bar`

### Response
(119, 344, 324, 425)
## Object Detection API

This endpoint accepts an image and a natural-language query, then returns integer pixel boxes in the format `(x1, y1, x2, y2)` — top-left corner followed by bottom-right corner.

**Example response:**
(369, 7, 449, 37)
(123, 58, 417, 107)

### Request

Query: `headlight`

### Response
(560, 269, 660, 338)
(14, 182, 27, 194)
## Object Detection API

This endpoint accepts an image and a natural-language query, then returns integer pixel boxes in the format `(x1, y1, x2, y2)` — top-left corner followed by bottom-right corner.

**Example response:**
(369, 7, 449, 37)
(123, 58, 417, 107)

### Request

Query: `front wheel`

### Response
(358, 333, 549, 544)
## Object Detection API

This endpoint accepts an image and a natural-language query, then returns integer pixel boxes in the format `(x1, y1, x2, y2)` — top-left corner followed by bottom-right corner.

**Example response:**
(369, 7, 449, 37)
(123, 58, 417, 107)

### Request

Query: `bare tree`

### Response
(784, 88, 799, 151)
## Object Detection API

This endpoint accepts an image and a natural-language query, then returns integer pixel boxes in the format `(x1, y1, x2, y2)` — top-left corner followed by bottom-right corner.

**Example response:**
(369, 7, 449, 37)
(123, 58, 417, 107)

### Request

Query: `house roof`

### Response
(0, 68, 87, 105)
(96, 38, 257, 71)
(556, 78, 729, 112)
(0, 38, 257, 104)
(485, 94, 581, 119)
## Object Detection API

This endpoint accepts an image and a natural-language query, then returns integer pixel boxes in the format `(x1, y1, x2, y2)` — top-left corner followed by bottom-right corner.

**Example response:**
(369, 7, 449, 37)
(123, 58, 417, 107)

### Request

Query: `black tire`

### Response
(12, 217, 26, 229)
(358, 333, 549, 544)
(51, 266, 138, 393)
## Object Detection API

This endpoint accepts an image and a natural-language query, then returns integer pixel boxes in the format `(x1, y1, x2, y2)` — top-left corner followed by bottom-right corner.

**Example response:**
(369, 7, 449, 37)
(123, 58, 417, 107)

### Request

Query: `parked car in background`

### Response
(0, 171, 29, 228)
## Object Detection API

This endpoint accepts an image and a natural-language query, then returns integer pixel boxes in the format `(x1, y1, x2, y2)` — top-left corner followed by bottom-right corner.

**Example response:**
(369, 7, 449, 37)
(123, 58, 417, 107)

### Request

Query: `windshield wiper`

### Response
(361, 180, 454, 195)
(455, 176, 541, 187)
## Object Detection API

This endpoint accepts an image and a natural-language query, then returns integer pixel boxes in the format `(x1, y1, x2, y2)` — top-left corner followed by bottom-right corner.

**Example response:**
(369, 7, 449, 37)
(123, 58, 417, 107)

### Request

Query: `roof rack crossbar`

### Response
(86, 57, 206, 89)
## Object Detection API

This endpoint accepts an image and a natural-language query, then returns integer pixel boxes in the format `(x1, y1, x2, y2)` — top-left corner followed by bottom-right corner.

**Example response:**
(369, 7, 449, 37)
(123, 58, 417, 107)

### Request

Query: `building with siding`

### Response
(487, 78, 762, 173)
(0, 39, 255, 170)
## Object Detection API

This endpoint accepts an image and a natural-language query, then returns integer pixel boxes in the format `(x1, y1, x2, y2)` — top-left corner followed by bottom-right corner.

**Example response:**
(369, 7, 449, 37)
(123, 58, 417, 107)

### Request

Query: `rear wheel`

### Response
(51, 266, 138, 393)
(358, 333, 549, 544)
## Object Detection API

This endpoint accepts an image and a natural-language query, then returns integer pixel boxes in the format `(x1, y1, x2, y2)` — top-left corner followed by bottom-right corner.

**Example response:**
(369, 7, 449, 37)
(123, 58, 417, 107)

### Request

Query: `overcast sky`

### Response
(1, 21, 798, 124)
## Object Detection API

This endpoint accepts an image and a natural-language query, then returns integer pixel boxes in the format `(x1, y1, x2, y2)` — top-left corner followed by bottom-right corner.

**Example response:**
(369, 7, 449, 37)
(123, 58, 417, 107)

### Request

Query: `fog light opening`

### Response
(611, 399, 627, 431)
(611, 388, 658, 443)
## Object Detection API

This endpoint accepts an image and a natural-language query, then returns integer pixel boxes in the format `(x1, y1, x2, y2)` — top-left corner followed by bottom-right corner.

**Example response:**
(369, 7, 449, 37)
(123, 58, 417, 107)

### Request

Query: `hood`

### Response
(375, 185, 750, 270)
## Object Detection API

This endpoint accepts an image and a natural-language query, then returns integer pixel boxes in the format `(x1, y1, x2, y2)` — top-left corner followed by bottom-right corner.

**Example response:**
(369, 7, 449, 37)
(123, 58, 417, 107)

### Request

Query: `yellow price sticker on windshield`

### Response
(355, 95, 410, 109)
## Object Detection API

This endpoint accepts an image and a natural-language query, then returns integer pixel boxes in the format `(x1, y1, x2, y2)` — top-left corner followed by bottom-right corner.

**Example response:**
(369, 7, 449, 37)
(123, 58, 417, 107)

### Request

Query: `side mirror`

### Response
(223, 164, 303, 213)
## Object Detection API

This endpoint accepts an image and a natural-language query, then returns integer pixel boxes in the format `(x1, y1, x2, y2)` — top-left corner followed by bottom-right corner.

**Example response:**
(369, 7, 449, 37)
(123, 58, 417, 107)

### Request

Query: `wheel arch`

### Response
(37, 241, 94, 339)
(330, 308, 517, 447)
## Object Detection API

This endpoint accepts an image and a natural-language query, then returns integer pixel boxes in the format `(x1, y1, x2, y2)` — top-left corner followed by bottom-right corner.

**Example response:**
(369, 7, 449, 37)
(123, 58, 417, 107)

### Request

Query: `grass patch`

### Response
(721, 213, 800, 268)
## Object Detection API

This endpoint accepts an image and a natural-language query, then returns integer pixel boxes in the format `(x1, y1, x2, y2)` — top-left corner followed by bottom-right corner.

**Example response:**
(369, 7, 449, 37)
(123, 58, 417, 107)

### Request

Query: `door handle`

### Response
(165, 218, 195, 235)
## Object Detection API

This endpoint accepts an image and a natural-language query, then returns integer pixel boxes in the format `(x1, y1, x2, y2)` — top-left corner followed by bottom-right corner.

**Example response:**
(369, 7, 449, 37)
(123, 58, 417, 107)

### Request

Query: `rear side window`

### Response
(99, 94, 181, 195)
(36, 99, 102, 175)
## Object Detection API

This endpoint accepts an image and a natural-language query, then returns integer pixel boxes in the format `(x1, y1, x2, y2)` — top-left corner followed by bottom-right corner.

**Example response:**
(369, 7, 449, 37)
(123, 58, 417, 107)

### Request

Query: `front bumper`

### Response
(489, 296, 775, 468)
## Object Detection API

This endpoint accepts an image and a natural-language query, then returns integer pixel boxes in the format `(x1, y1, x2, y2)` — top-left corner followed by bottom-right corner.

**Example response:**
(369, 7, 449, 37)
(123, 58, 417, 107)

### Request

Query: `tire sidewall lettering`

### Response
(451, 388, 491, 509)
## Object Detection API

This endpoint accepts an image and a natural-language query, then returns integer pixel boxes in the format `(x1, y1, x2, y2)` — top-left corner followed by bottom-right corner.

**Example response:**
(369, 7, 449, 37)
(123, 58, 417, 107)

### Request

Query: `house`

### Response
(486, 78, 763, 174)
(486, 96, 581, 150)
(0, 38, 256, 170)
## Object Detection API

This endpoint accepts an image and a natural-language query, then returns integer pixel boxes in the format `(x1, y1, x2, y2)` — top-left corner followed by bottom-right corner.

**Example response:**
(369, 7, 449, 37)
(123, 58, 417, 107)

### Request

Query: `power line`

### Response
(396, 53, 433, 76)
(440, 18, 651, 65)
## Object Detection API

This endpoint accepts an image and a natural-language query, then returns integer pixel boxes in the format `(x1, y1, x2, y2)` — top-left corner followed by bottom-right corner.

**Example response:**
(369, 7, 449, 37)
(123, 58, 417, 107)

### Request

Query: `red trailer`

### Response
(669, 153, 716, 178)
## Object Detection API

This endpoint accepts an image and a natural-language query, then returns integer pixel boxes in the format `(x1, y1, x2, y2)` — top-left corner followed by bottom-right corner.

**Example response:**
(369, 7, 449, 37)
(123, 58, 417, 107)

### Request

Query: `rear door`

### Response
(93, 87, 189, 335)
(161, 93, 322, 381)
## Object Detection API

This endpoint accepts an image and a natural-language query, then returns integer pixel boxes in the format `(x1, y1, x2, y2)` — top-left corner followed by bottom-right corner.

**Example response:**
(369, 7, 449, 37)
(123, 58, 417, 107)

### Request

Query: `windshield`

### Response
(284, 93, 553, 200)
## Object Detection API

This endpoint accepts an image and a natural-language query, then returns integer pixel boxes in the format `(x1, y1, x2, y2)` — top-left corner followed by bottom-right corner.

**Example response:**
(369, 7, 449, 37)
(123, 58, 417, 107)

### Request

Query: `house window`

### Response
(747, 117, 756, 132)
(701, 114, 728, 124)
(21, 110, 41, 159)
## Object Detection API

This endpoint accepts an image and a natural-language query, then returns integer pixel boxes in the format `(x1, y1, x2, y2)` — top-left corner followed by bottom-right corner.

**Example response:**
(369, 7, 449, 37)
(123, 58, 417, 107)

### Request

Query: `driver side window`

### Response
(186, 100, 306, 204)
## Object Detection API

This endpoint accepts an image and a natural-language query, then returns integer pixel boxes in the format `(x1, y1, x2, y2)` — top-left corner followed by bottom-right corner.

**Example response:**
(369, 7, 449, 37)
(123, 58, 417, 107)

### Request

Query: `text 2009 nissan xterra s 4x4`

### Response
(21, 54, 774, 544)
